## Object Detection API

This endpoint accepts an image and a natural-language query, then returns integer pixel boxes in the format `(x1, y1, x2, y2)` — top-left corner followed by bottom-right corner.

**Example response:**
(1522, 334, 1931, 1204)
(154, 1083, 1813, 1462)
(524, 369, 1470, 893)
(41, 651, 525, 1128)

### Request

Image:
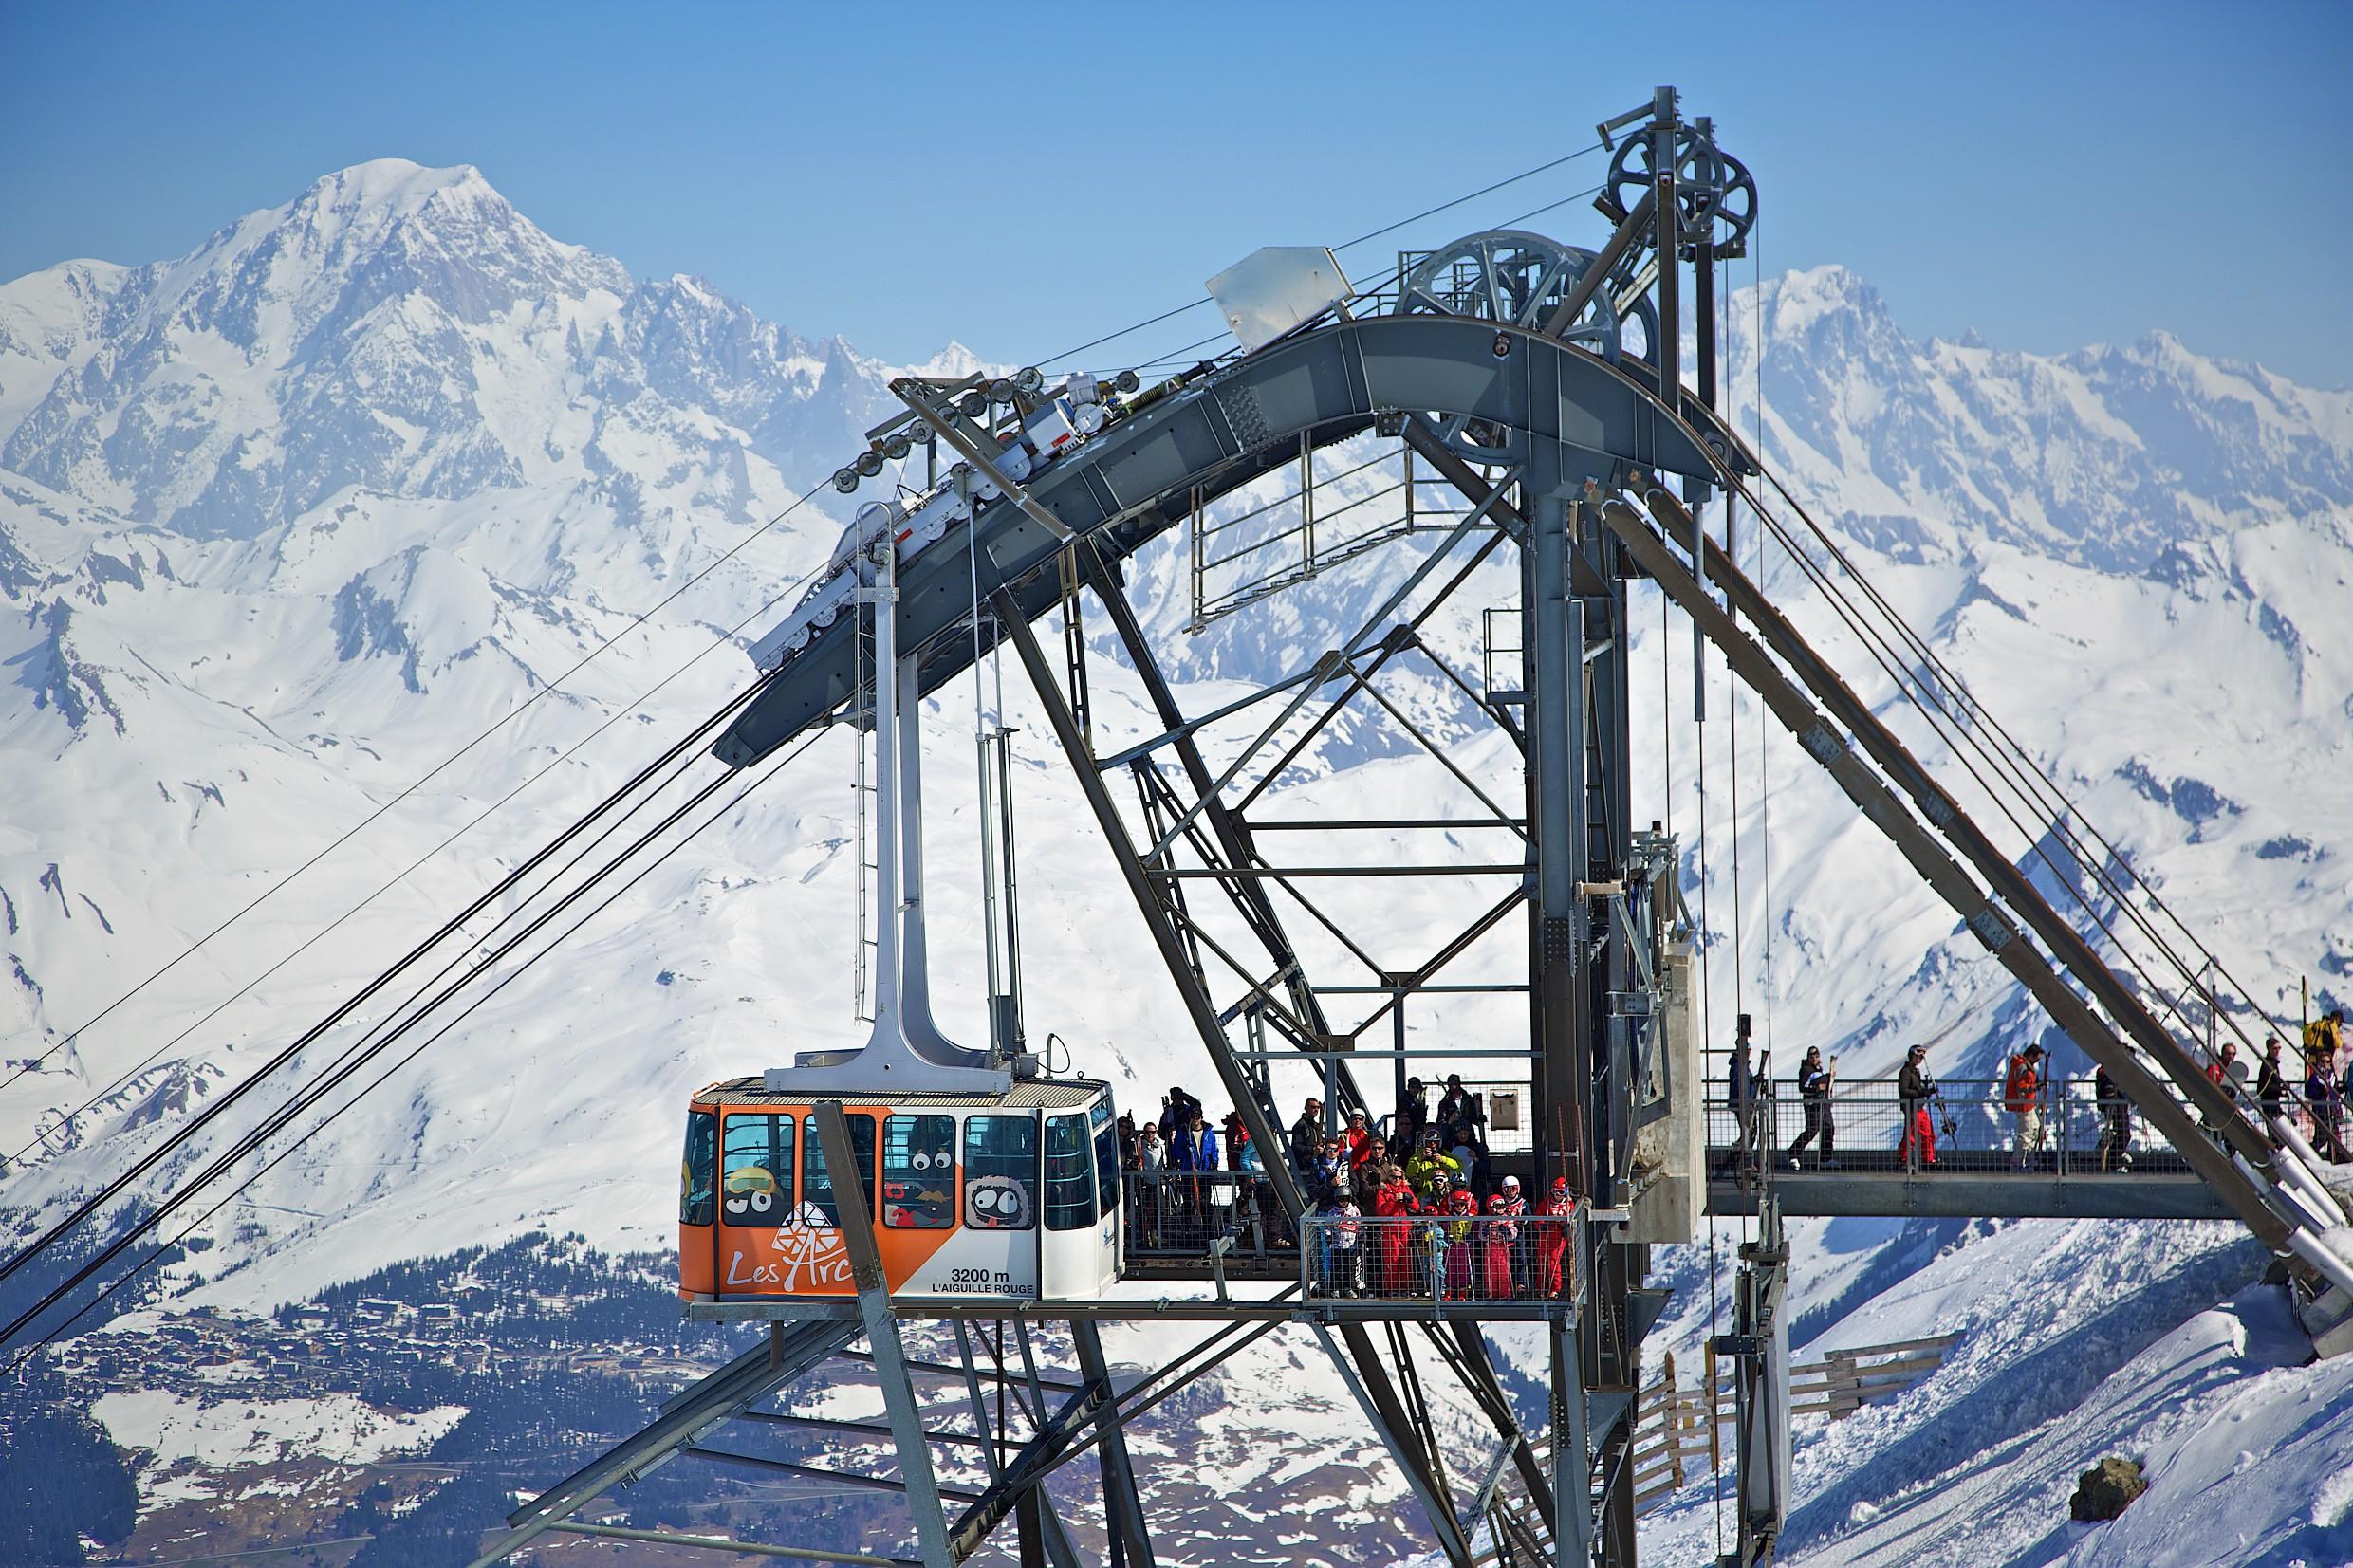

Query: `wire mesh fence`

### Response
(1297, 1214, 1580, 1303)
(1702, 1079, 2230, 1175)
(1124, 1171, 1290, 1255)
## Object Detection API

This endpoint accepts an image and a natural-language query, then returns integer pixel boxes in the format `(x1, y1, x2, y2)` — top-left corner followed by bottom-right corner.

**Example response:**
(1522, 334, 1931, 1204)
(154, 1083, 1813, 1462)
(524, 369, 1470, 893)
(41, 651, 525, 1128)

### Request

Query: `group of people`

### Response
(1332, 1162, 1573, 1301)
(2290, 1009, 2349, 1161)
(1114, 1077, 1576, 1300)
(1718, 1004, 2353, 1174)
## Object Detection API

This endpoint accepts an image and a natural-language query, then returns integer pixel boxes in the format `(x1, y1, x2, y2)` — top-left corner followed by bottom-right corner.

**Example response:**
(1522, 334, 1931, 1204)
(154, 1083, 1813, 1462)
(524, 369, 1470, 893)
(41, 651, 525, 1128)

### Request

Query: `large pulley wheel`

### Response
(1394, 230, 1626, 362)
(1607, 129, 1757, 255)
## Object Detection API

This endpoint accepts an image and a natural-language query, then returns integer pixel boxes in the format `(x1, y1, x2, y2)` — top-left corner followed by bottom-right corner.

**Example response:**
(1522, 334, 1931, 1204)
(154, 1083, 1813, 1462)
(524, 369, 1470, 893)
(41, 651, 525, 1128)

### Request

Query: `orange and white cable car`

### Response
(678, 1079, 1121, 1303)
(677, 520, 1121, 1305)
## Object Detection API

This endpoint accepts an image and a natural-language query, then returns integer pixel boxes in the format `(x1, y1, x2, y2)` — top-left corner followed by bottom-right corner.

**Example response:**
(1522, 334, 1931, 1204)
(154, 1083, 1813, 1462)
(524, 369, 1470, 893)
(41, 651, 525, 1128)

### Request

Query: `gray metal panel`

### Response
(715, 317, 1717, 770)
(1359, 317, 1518, 430)
(1708, 1174, 2236, 1221)
(1206, 246, 1351, 352)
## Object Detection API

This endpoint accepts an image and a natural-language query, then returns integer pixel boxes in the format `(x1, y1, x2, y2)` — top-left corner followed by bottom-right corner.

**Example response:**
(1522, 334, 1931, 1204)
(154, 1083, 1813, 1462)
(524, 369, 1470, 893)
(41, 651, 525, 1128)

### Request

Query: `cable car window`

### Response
(719, 1114, 793, 1227)
(1093, 1122, 1121, 1220)
(681, 1110, 715, 1226)
(801, 1112, 877, 1226)
(1045, 1114, 1093, 1232)
(883, 1115, 957, 1229)
(963, 1115, 1037, 1231)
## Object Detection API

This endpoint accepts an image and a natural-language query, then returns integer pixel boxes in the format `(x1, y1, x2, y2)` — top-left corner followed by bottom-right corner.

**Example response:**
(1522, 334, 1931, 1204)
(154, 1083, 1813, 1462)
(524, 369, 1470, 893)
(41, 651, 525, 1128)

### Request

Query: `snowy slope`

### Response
(3, 161, 2350, 1564)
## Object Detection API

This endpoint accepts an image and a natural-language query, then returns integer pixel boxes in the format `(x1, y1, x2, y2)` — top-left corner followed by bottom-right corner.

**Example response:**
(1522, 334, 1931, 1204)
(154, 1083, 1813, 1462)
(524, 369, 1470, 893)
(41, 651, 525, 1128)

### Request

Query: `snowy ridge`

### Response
(1728, 265, 2353, 573)
(2, 161, 2350, 1564)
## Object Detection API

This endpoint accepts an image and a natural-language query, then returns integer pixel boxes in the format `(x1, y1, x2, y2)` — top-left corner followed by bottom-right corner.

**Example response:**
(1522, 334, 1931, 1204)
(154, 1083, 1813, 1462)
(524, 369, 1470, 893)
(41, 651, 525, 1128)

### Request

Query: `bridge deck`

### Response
(1704, 1142, 2233, 1218)
(1706, 1170, 2233, 1220)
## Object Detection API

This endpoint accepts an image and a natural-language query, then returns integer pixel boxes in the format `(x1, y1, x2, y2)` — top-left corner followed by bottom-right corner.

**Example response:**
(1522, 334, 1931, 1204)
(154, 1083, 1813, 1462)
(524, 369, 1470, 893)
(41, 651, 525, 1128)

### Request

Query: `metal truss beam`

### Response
(818, 1101, 955, 1568)
(1318, 1325, 1475, 1567)
(1002, 595, 1507, 1562)
(732, 1411, 1004, 1450)
(996, 594, 1305, 1224)
(1430, 1322, 1556, 1529)
(693, 1297, 1578, 1325)
(466, 1319, 858, 1567)
(832, 1347, 1084, 1393)
(690, 1448, 987, 1504)
(1081, 543, 1337, 1050)
(1343, 887, 1528, 1042)
(720, 316, 1714, 769)
(906, 1307, 1303, 1562)
(947, 1371, 1109, 1562)
(1073, 1319, 1159, 1568)
(543, 1521, 916, 1564)
(1599, 500, 2289, 1250)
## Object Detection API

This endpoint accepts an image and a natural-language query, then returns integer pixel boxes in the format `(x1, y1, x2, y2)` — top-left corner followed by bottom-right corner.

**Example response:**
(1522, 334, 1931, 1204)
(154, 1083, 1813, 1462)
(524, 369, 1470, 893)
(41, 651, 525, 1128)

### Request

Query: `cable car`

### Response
(678, 1078, 1121, 1303)
(679, 485, 1121, 1305)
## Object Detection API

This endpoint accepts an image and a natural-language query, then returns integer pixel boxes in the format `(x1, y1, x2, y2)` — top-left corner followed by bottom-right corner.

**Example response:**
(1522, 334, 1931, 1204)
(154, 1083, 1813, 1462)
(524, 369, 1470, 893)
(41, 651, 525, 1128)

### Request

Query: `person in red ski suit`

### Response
(1531, 1176, 1574, 1298)
(1440, 1179, 1478, 1300)
(1480, 1177, 1525, 1299)
(1369, 1170, 1418, 1295)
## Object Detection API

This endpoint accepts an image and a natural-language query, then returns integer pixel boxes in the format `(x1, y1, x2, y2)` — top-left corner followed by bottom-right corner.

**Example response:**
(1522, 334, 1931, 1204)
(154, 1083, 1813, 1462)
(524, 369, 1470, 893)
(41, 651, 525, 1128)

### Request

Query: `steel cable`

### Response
(1643, 369, 2312, 1123)
(0, 665, 779, 1291)
(1037, 145, 1607, 368)
(0, 481, 832, 1100)
(2, 736, 760, 1352)
(2, 729, 815, 1373)
(7, 531, 846, 1174)
(1723, 454, 2273, 1066)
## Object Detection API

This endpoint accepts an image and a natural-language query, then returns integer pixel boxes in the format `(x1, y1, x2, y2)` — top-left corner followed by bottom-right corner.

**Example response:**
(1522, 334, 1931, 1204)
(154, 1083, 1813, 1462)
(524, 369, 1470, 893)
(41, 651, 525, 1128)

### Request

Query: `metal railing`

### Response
(1702, 1077, 2246, 1176)
(1187, 438, 1479, 632)
(1297, 1213, 1582, 1305)
(1124, 1170, 1292, 1255)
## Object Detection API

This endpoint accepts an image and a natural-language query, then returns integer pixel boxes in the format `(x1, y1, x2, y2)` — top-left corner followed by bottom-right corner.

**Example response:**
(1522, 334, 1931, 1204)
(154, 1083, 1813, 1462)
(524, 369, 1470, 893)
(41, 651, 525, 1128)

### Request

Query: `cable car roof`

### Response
(692, 1076, 1110, 1111)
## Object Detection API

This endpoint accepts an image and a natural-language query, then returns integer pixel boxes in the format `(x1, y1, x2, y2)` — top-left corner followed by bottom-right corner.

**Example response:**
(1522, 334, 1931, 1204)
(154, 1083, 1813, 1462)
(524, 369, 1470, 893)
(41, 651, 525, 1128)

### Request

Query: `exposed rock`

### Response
(2069, 1455, 2147, 1522)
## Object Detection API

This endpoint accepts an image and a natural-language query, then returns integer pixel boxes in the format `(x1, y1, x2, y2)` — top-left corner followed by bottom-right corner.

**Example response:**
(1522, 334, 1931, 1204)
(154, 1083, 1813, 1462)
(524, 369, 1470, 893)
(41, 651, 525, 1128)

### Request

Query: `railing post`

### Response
(1703, 1341, 1721, 1477)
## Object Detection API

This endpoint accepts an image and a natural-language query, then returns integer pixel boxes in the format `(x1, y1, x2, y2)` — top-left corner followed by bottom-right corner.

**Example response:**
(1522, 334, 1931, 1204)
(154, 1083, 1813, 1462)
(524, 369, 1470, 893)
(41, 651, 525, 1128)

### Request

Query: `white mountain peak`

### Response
(302, 156, 496, 212)
(908, 339, 999, 380)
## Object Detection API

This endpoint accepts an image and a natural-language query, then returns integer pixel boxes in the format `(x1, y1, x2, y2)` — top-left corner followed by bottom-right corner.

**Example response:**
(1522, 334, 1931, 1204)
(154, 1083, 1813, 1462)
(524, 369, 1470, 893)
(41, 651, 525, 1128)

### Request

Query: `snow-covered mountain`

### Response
(1727, 264, 2353, 574)
(4, 161, 2350, 1565)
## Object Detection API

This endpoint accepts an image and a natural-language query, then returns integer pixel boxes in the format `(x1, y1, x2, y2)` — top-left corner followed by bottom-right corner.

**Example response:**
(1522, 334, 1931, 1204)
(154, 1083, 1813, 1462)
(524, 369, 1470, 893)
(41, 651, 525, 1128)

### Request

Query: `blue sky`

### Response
(3, 2, 2347, 386)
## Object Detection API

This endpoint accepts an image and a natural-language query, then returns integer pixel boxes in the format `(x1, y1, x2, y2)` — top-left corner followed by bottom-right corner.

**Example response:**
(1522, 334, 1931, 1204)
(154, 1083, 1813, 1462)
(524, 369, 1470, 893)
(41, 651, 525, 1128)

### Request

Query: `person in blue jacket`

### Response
(1170, 1110, 1220, 1239)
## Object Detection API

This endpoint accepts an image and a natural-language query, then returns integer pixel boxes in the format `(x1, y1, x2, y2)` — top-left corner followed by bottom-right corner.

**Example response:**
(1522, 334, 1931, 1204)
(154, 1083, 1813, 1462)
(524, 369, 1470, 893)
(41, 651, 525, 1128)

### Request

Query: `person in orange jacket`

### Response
(2003, 1044, 2047, 1170)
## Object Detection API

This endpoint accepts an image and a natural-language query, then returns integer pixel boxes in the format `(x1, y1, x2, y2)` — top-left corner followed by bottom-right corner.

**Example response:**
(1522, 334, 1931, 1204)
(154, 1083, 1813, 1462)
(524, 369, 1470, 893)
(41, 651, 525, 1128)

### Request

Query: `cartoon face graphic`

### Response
(900, 1148, 954, 1192)
(965, 1174, 1032, 1229)
(722, 1164, 780, 1222)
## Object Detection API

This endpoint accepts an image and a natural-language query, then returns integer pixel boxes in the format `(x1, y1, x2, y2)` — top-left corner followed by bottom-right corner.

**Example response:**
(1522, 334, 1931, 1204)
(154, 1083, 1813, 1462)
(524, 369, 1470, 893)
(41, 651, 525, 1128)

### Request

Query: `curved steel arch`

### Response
(714, 313, 1727, 767)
